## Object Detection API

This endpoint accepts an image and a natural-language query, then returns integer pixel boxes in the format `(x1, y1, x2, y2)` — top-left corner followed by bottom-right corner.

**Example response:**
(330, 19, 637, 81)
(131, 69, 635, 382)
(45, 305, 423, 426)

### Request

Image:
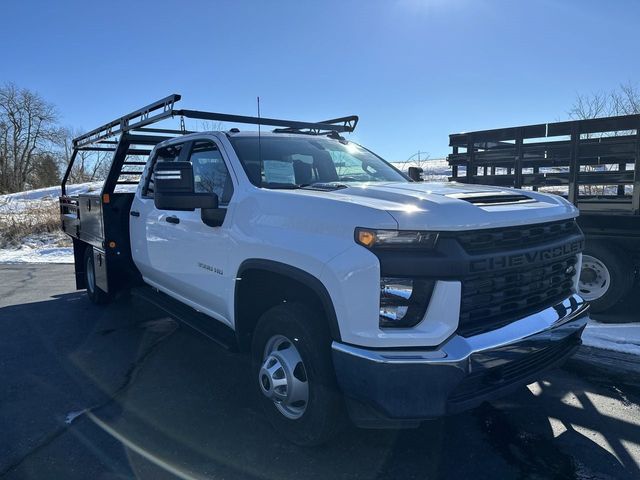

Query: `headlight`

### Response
(379, 277, 436, 328)
(355, 228, 439, 249)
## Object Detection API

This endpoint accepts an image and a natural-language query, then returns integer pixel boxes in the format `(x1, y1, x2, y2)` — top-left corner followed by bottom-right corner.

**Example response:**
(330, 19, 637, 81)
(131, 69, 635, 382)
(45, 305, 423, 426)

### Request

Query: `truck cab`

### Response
(60, 95, 589, 445)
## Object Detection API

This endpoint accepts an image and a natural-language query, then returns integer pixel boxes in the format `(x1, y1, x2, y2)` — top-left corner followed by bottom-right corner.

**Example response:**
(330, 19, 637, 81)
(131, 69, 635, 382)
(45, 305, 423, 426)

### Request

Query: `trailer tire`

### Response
(251, 303, 345, 446)
(84, 246, 110, 305)
(579, 243, 634, 313)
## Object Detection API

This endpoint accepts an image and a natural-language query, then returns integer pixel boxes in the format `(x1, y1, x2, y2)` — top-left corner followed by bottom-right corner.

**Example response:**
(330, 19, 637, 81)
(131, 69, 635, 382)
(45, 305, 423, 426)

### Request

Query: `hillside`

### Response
(0, 182, 101, 263)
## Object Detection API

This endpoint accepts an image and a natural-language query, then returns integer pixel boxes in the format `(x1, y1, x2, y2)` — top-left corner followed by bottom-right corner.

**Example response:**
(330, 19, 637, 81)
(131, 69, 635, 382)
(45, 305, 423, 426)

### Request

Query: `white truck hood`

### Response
(299, 182, 577, 231)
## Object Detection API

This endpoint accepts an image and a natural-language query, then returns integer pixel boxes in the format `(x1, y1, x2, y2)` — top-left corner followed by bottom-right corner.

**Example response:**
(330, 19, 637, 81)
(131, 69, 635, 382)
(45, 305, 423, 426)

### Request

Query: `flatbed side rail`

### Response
(448, 114, 640, 215)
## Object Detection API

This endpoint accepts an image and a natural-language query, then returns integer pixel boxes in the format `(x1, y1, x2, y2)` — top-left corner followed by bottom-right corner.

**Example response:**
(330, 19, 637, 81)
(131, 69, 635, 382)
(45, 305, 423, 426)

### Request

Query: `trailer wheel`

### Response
(251, 303, 345, 446)
(84, 246, 110, 305)
(579, 243, 634, 313)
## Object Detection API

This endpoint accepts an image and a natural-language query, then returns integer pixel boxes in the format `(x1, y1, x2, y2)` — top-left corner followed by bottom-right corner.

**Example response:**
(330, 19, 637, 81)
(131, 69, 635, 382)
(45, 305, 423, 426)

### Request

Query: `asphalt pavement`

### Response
(1, 264, 639, 480)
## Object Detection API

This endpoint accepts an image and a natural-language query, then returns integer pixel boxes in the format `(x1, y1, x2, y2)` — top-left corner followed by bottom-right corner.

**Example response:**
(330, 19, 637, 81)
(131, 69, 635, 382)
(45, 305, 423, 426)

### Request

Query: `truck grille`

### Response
(455, 219, 581, 254)
(458, 255, 578, 337)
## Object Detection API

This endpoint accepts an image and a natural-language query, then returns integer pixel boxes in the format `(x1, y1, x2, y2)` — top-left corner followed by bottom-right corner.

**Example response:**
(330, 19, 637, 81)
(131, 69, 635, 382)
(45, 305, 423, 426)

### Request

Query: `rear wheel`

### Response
(251, 303, 345, 446)
(84, 246, 110, 305)
(579, 243, 634, 314)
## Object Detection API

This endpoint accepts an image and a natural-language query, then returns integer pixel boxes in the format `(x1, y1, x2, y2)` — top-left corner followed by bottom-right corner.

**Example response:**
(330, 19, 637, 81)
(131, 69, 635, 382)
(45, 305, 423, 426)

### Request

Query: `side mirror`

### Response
(154, 161, 219, 211)
(408, 167, 424, 182)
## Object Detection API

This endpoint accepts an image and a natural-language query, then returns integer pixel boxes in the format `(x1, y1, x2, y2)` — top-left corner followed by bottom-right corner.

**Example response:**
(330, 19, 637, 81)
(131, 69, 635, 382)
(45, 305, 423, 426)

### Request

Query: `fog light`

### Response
(379, 277, 435, 328)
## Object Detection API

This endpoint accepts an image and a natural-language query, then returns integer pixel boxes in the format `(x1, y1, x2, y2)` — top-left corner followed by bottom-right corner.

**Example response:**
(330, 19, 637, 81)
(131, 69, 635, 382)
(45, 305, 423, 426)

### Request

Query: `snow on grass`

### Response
(0, 182, 102, 213)
(0, 233, 73, 263)
(582, 319, 640, 356)
(0, 182, 101, 263)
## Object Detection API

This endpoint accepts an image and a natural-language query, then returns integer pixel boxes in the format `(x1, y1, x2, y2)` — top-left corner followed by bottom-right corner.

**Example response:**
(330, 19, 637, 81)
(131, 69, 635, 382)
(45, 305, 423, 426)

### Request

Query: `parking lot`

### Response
(1, 264, 639, 480)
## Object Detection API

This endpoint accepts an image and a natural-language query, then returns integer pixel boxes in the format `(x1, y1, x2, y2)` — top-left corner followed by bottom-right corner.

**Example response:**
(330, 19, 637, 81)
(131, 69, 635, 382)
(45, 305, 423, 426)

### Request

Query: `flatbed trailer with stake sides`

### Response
(448, 114, 640, 312)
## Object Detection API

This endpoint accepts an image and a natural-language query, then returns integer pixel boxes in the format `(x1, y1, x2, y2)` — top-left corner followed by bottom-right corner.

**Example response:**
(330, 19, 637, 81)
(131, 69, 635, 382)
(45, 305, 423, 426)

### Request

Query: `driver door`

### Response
(133, 138, 236, 325)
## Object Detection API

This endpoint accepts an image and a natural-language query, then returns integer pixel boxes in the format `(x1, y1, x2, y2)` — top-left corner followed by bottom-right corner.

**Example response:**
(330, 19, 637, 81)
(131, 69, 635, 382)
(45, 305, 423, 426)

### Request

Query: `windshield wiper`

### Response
(262, 182, 350, 191)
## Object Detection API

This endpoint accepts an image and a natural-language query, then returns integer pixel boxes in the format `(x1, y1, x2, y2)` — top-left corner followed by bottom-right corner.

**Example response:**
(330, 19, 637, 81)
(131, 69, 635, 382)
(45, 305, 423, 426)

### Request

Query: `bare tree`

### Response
(569, 81, 640, 120)
(568, 91, 610, 120)
(402, 150, 431, 171)
(612, 82, 640, 115)
(568, 82, 640, 196)
(58, 127, 112, 184)
(0, 83, 64, 193)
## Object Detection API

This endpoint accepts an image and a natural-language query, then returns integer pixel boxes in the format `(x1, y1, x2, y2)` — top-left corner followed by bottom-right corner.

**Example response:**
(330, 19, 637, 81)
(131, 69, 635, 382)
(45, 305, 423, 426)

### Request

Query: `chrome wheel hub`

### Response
(258, 335, 308, 419)
(579, 254, 611, 301)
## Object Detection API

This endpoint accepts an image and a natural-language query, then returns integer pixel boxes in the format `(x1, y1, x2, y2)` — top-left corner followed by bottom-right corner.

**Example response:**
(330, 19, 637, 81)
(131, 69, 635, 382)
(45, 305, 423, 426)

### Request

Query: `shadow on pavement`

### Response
(1, 292, 639, 480)
(591, 286, 640, 323)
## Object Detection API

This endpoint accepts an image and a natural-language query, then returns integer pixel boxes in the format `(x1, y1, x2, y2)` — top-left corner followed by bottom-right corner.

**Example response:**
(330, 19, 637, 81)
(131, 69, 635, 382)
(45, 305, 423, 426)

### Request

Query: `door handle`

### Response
(130, 210, 140, 217)
(165, 216, 180, 224)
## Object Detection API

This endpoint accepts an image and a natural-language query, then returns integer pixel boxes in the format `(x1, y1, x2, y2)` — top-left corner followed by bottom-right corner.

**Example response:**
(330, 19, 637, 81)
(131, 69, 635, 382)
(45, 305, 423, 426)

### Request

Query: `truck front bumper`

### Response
(332, 294, 589, 428)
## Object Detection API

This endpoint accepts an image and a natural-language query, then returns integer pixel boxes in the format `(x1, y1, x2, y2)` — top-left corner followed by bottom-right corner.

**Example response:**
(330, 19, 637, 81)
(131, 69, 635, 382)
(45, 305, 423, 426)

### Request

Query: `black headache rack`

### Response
(447, 114, 640, 217)
(59, 93, 358, 292)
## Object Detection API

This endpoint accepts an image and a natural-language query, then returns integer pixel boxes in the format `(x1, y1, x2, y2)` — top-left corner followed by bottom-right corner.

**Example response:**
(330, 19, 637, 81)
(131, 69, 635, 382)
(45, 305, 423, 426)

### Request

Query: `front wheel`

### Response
(251, 303, 345, 446)
(579, 243, 634, 314)
(84, 246, 110, 305)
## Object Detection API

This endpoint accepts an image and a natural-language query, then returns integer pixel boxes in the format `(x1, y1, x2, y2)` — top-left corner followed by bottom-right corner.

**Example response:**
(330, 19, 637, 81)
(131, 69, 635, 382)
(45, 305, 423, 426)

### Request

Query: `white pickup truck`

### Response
(60, 95, 589, 445)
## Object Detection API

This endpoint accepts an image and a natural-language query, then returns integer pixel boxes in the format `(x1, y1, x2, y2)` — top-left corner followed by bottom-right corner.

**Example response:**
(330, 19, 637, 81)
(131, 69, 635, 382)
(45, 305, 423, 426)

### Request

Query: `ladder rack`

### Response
(73, 94, 181, 148)
(61, 93, 359, 195)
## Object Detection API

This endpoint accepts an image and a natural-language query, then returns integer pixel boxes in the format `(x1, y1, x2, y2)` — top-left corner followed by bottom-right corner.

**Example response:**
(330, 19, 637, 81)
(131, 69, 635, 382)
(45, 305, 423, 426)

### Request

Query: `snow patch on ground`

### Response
(582, 319, 640, 356)
(0, 183, 101, 263)
(0, 233, 73, 263)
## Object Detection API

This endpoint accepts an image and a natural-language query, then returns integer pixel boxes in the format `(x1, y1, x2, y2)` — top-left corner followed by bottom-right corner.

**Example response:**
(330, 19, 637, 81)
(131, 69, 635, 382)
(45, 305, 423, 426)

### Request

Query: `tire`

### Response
(84, 246, 110, 305)
(251, 303, 345, 446)
(579, 242, 634, 314)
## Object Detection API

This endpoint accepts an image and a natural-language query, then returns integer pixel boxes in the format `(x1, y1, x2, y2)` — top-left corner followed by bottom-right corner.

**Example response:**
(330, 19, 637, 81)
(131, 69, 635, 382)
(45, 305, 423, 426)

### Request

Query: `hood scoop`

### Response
(446, 191, 535, 206)
(301, 182, 350, 192)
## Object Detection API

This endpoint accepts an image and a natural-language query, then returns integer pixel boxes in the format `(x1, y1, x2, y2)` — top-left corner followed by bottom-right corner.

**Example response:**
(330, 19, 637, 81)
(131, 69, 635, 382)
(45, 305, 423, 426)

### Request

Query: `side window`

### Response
(143, 143, 183, 197)
(189, 141, 234, 205)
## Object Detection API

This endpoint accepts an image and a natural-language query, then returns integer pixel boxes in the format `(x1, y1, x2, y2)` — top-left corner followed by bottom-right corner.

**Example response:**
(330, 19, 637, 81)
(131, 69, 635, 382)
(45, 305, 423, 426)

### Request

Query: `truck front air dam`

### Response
(332, 294, 589, 428)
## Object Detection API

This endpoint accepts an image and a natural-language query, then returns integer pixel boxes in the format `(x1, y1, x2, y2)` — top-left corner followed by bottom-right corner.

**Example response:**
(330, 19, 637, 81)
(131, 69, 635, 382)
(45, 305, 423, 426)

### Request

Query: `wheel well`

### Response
(234, 265, 340, 352)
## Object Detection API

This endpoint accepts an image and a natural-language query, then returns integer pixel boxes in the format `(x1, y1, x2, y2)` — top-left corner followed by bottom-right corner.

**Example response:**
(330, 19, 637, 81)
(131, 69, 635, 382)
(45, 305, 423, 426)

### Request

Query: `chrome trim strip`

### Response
(332, 294, 589, 365)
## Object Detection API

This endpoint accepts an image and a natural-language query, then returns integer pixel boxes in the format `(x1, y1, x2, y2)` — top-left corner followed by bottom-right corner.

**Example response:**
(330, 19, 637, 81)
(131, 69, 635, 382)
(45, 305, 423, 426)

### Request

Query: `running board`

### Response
(131, 286, 237, 351)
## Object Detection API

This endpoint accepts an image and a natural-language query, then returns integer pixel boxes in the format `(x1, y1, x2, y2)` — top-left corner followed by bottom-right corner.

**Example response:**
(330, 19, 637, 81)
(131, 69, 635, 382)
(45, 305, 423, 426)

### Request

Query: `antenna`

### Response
(257, 96, 263, 186)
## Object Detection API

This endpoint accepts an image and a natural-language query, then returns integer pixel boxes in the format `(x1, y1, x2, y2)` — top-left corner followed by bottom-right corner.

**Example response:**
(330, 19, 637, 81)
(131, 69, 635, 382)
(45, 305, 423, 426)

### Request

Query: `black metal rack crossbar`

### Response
(72, 94, 358, 149)
(448, 114, 640, 215)
(73, 94, 182, 148)
(173, 110, 358, 134)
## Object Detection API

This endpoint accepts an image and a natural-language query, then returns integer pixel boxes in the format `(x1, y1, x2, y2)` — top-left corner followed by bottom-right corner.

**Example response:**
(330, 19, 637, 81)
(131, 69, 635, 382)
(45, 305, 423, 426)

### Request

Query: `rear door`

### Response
(130, 141, 186, 288)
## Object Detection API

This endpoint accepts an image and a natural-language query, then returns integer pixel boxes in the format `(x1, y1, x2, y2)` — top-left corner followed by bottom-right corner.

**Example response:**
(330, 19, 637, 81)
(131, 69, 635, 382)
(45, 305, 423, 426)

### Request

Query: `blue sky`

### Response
(2, 0, 639, 160)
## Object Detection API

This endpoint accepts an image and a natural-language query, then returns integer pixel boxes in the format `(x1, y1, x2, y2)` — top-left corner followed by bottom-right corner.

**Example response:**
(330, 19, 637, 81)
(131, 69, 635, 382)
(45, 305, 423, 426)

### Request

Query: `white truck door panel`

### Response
(133, 137, 236, 325)
(160, 209, 234, 323)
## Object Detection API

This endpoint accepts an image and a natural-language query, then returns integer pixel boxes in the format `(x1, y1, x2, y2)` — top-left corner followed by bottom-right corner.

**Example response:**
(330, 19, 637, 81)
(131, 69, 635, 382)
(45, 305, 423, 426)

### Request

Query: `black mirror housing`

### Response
(153, 161, 219, 211)
(408, 167, 424, 182)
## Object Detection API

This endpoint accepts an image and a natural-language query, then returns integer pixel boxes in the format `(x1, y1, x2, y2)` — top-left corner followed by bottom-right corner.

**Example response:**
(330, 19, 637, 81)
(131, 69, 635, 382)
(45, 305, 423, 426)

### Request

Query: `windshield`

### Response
(228, 135, 408, 188)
